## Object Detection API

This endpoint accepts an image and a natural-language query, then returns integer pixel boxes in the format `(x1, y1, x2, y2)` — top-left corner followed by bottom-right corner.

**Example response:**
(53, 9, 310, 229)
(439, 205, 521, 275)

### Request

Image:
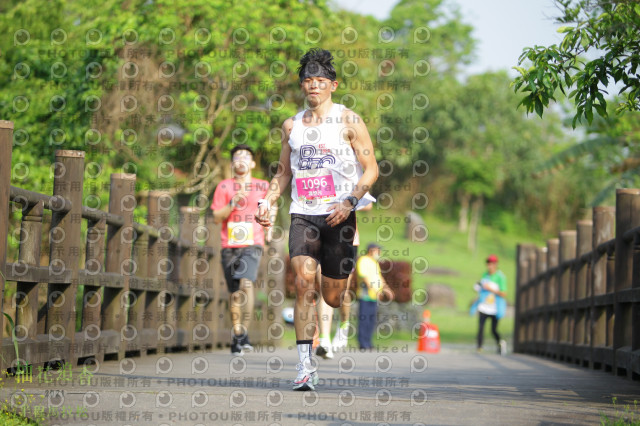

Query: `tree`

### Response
(370, 0, 476, 188)
(533, 106, 640, 206)
(0, 0, 384, 209)
(512, 0, 640, 127)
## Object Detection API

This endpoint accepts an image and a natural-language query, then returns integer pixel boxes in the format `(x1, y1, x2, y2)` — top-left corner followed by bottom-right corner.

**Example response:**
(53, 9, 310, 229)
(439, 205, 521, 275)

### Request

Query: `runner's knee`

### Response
(323, 291, 341, 308)
(294, 269, 316, 286)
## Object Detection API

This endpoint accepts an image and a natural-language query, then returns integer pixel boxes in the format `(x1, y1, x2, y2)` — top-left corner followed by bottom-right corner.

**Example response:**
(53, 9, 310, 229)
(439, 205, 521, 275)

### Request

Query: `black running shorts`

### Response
(289, 212, 356, 279)
(220, 245, 263, 293)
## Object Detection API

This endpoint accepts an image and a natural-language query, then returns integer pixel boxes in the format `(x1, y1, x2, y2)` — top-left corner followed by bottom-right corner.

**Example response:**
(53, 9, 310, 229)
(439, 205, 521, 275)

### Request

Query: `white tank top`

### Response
(288, 103, 375, 215)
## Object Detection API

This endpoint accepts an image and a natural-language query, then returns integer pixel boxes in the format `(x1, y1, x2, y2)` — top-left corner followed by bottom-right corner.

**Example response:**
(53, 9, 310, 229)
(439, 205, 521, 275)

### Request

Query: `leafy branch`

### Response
(512, 0, 640, 127)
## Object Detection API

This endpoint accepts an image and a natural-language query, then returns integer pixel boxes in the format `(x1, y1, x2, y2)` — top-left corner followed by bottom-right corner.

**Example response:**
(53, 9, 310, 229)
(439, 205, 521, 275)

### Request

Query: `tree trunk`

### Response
(467, 196, 484, 252)
(458, 191, 470, 232)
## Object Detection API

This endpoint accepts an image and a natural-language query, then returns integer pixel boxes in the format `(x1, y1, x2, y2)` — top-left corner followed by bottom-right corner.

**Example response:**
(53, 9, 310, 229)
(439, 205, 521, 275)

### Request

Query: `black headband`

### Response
(299, 61, 335, 82)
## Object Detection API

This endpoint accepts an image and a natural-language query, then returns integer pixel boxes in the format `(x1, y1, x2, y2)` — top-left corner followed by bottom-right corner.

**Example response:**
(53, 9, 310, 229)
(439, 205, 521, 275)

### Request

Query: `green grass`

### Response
(356, 209, 537, 307)
(355, 209, 533, 346)
(600, 398, 640, 425)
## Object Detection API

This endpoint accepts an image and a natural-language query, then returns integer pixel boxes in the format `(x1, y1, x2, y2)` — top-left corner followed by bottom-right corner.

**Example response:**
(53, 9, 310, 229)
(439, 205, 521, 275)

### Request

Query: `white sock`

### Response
(296, 340, 313, 366)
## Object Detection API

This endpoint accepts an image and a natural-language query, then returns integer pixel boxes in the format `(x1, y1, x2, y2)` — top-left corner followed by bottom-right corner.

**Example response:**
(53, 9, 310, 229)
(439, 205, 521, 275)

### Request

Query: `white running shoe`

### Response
(332, 325, 349, 352)
(499, 340, 507, 356)
(315, 338, 334, 359)
(292, 362, 319, 391)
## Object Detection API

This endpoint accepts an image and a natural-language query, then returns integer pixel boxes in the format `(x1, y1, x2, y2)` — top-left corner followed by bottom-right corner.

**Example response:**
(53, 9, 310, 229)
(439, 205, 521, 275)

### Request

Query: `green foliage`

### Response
(372, 0, 476, 184)
(532, 103, 640, 207)
(1, 0, 350, 196)
(600, 398, 640, 426)
(512, 0, 640, 126)
(1, 313, 23, 374)
(0, 411, 38, 426)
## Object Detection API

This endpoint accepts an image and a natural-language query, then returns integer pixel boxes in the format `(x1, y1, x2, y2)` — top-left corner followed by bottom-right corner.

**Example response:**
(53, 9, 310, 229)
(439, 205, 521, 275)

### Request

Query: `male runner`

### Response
(255, 48, 378, 390)
(211, 144, 273, 355)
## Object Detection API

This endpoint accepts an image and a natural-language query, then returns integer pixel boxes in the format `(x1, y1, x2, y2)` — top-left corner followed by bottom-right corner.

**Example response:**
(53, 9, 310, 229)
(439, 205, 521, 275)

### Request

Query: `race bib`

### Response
(228, 222, 254, 245)
(295, 168, 336, 203)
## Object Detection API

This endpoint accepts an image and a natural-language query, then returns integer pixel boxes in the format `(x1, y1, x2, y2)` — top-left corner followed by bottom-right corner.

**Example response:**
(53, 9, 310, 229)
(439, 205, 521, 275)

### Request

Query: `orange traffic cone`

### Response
(417, 310, 440, 353)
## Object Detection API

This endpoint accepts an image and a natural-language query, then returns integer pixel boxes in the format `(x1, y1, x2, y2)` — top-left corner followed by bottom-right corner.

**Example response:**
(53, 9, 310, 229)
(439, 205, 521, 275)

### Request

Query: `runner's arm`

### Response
(482, 280, 507, 298)
(255, 119, 293, 228)
(211, 183, 237, 224)
(325, 110, 379, 226)
(212, 202, 233, 224)
(347, 111, 379, 201)
(265, 201, 278, 241)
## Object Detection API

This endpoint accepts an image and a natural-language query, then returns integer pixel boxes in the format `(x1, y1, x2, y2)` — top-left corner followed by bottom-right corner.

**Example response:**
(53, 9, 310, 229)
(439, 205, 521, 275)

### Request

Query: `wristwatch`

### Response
(345, 195, 358, 209)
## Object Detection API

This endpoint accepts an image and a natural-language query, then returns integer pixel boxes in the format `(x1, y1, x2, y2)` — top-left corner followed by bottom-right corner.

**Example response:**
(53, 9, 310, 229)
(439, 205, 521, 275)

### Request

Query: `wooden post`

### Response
(576, 220, 592, 301)
(15, 201, 44, 365)
(536, 246, 548, 345)
(101, 173, 136, 361)
(205, 213, 222, 348)
(558, 230, 576, 304)
(147, 191, 173, 352)
(606, 243, 616, 352)
(547, 239, 560, 305)
(591, 206, 615, 370)
(0, 121, 13, 371)
(558, 230, 576, 358)
(527, 248, 537, 312)
(83, 217, 106, 362)
(193, 214, 211, 350)
(613, 189, 640, 377)
(546, 238, 559, 357)
(129, 226, 148, 355)
(574, 220, 593, 364)
(178, 207, 199, 351)
(536, 247, 548, 309)
(515, 244, 533, 353)
(592, 207, 615, 296)
(47, 150, 85, 366)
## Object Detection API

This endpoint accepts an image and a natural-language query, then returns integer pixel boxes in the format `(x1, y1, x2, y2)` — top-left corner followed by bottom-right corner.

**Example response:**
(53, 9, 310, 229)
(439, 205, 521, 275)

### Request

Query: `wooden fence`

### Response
(0, 120, 285, 372)
(515, 188, 640, 379)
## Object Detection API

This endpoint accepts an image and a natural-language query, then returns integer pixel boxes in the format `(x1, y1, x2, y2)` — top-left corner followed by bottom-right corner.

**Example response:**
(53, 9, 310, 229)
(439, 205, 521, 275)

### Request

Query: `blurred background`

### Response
(2, 0, 638, 349)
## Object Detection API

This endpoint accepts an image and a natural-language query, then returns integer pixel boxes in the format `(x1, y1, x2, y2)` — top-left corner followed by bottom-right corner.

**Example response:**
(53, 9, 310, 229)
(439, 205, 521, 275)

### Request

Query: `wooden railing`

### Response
(515, 188, 640, 379)
(0, 120, 284, 372)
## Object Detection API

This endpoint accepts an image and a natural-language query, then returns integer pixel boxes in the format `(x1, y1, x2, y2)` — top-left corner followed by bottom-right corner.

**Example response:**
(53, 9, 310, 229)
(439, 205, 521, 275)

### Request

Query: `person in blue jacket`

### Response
(470, 254, 507, 355)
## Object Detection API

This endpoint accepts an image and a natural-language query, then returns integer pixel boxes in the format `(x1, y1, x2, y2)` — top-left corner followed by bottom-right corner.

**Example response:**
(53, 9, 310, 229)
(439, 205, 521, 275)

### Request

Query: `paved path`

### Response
(4, 344, 640, 425)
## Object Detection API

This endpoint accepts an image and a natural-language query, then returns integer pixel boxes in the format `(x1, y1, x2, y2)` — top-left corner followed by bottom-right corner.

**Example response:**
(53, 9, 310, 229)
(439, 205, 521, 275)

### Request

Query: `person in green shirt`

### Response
(472, 254, 507, 355)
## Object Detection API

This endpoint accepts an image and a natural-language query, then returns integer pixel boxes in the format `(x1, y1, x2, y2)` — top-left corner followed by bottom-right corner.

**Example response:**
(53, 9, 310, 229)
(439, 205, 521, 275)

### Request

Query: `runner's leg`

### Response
(315, 265, 333, 342)
(316, 295, 334, 359)
(320, 276, 349, 308)
(229, 290, 245, 336)
(490, 315, 500, 345)
(477, 312, 488, 350)
(239, 278, 254, 331)
(291, 255, 321, 390)
(292, 255, 320, 340)
(341, 269, 356, 323)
